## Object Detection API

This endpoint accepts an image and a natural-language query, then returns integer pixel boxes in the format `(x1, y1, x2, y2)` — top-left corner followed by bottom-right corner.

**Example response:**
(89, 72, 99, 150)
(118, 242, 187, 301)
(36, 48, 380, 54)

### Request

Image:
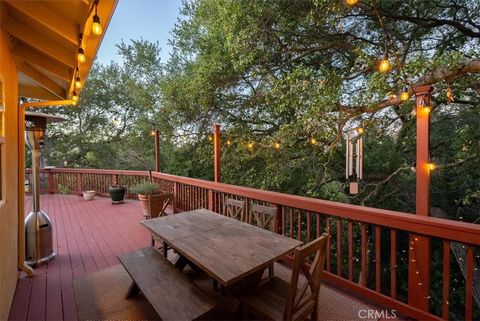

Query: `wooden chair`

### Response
(223, 198, 246, 221)
(251, 203, 277, 278)
(241, 235, 328, 321)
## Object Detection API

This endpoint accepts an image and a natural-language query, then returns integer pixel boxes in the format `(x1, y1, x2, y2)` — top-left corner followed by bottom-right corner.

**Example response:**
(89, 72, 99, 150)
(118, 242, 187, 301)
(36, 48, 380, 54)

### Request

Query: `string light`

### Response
(226, 139, 232, 146)
(247, 142, 254, 150)
(356, 127, 365, 134)
(78, 33, 86, 63)
(72, 91, 78, 103)
(78, 48, 86, 63)
(150, 130, 156, 136)
(378, 54, 390, 73)
(345, 0, 359, 6)
(420, 97, 431, 114)
(400, 86, 410, 101)
(92, 0, 102, 36)
(309, 137, 317, 145)
(274, 141, 281, 150)
(208, 135, 213, 141)
(427, 163, 436, 171)
(446, 84, 454, 103)
(75, 76, 82, 89)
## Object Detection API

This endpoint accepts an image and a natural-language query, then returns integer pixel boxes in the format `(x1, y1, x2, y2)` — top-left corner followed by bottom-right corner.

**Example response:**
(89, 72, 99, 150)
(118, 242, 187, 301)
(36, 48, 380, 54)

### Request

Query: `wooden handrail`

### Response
(26, 167, 480, 246)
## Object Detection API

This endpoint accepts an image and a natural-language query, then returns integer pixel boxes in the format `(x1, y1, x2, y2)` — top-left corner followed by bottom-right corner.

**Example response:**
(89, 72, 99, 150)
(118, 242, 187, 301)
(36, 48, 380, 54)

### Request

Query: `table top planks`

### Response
(141, 209, 302, 286)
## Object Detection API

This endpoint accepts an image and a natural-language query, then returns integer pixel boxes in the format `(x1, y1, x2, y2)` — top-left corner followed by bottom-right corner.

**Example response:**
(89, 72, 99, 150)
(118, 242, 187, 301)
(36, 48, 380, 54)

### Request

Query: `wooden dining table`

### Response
(141, 208, 302, 287)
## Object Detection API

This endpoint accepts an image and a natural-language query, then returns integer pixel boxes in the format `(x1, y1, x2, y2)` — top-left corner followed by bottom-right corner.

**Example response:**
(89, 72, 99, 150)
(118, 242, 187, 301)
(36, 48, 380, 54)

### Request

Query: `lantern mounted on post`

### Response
(345, 127, 364, 195)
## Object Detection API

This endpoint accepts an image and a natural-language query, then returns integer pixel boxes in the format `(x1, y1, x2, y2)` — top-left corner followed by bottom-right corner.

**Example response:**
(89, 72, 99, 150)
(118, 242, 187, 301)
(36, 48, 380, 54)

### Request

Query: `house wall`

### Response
(0, 31, 20, 320)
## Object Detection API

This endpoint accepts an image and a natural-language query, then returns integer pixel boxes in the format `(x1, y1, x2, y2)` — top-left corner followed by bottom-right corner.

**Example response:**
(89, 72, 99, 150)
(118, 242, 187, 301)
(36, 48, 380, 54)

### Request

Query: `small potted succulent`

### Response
(129, 181, 164, 218)
(108, 185, 126, 204)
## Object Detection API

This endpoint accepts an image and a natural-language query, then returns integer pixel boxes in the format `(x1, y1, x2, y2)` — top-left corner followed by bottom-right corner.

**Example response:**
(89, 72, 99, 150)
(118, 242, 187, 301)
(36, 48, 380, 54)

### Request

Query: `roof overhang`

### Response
(0, 0, 118, 102)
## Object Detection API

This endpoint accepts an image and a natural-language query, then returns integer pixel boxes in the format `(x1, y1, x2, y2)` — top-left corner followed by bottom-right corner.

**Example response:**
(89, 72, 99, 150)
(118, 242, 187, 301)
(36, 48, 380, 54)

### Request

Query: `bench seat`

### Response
(118, 247, 218, 321)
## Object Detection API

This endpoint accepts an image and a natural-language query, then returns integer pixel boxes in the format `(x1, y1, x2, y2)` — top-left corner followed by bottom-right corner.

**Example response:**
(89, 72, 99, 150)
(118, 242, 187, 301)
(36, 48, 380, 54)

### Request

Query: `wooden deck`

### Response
(8, 194, 398, 321)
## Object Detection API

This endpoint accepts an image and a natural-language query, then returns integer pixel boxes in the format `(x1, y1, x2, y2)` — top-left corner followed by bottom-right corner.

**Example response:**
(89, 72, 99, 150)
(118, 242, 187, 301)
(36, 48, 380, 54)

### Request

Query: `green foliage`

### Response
(57, 184, 69, 195)
(129, 182, 160, 195)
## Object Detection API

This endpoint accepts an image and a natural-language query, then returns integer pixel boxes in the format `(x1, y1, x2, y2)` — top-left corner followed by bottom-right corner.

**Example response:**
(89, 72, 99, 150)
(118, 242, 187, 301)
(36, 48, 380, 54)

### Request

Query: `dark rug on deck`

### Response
(73, 256, 393, 321)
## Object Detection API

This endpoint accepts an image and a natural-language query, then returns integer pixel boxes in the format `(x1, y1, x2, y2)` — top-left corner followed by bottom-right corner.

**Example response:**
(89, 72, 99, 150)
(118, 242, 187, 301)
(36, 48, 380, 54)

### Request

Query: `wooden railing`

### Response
(26, 168, 480, 320)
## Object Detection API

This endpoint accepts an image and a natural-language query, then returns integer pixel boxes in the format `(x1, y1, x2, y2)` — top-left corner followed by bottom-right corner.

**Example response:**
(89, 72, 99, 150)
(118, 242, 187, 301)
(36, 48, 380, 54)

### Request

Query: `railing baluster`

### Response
(316, 214, 321, 238)
(306, 211, 311, 242)
(326, 218, 331, 272)
(442, 240, 450, 319)
(348, 220, 353, 281)
(361, 223, 367, 287)
(375, 226, 381, 293)
(297, 210, 302, 241)
(289, 208, 293, 238)
(466, 245, 473, 321)
(391, 229, 397, 299)
(281, 206, 285, 236)
(337, 219, 342, 276)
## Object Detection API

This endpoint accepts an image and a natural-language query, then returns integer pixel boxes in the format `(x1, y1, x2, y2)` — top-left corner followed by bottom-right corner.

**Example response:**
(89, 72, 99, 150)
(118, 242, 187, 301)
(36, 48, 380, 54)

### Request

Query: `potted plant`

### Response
(109, 185, 126, 204)
(130, 181, 164, 218)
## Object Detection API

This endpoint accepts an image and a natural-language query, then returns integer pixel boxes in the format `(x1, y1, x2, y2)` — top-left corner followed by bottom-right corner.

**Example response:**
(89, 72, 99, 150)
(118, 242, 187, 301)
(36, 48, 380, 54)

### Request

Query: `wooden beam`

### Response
(2, 16, 75, 68)
(14, 43, 72, 82)
(19, 63, 66, 99)
(5, 0, 77, 47)
(18, 85, 60, 101)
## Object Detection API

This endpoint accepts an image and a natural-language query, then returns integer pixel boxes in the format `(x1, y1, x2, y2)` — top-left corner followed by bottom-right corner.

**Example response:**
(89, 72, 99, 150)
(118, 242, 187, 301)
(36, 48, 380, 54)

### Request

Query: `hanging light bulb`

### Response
(78, 48, 86, 63)
(345, 0, 359, 6)
(72, 91, 78, 103)
(378, 55, 390, 73)
(446, 84, 454, 103)
(274, 141, 281, 150)
(356, 127, 365, 134)
(427, 163, 436, 171)
(247, 142, 254, 150)
(92, 1, 102, 35)
(208, 135, 213, 141)
(226, 139, 232, 146)
(75, 76, 82, 89)
(420, 97, 431, 114)
(309, 137, 317, 145)
(150, 130, 156, 136)
(400, 86, 410, 101)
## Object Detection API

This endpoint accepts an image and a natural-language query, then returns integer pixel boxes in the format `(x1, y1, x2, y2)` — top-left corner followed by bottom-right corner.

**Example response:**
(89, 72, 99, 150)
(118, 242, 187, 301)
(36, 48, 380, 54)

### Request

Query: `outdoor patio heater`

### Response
(24, 111, 65, 267)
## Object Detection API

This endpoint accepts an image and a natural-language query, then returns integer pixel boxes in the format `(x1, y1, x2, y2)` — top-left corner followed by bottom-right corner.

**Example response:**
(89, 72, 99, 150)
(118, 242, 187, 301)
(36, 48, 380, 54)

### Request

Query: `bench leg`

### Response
(125, 281, 141, 299)
(175, 255, 188, 271)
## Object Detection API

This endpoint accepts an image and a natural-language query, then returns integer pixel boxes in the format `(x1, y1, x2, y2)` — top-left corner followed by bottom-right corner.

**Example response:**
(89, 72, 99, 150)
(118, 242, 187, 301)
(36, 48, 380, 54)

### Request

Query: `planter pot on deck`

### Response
(109, 185, 126, 204)
(83, 190, 96, 201)
(138, 194, 165, 218)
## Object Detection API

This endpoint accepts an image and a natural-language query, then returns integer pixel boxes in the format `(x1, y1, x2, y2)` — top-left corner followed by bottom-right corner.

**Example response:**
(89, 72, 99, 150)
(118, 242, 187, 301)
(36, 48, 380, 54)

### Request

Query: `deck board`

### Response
(8, 194, 397, 321)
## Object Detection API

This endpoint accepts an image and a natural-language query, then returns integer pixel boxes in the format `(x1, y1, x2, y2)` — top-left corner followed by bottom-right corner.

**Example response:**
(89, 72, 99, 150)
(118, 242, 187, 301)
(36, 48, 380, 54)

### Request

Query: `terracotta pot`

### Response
(138, 194, 165, 218)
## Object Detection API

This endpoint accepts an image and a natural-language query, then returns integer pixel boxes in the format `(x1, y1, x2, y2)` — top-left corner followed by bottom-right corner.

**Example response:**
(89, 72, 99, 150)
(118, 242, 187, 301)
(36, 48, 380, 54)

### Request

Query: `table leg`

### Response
(162, 241, 168, 257)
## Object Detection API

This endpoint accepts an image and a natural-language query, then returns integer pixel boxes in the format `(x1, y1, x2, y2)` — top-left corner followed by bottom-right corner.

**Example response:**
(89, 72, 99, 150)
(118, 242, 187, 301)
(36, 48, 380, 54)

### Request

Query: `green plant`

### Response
(129, 182, 160, 195)
(57, 184, 69, 195)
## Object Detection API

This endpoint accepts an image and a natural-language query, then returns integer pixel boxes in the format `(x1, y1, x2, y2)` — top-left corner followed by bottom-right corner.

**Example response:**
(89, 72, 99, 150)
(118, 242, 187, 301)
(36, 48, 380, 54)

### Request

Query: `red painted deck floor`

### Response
(8, 194, 397, 321)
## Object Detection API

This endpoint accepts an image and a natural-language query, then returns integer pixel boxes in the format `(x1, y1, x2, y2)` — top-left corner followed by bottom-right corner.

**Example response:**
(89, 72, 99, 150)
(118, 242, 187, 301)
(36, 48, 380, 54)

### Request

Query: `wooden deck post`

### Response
(154, 130, 161, 172)
(408, 85, 433, 311)
(213, 124, 221, 182)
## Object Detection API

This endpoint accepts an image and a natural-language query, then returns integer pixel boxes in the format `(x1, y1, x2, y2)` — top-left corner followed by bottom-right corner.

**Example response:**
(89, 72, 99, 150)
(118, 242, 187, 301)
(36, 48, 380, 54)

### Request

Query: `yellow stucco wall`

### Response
(0, 31, 20, 320)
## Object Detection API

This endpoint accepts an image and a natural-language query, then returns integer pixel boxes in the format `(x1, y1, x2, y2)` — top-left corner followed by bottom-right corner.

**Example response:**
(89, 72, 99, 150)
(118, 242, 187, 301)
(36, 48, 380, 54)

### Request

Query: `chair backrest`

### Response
(224, 198, 245, 221)
(284, 234, 328, 321)
(148, 193, 174, 219)
(251, 203, 277, 231)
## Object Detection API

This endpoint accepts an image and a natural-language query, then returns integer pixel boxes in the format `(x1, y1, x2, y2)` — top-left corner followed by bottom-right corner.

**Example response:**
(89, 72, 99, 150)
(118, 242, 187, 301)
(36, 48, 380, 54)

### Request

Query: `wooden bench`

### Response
(118, 247, 218, 321)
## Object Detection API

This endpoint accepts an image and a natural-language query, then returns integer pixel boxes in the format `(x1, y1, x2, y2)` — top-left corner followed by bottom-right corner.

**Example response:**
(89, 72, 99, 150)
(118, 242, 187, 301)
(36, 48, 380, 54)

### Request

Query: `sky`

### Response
(95, 0, 184, 65)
